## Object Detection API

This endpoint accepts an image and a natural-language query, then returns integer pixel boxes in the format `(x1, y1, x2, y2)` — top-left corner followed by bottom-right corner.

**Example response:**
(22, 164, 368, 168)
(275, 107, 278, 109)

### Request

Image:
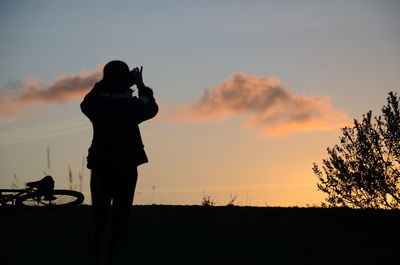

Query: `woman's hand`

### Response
(131, 66, 144, 87)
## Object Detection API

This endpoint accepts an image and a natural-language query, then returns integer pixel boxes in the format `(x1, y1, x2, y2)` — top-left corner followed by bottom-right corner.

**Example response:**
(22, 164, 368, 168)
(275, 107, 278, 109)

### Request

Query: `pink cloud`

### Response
(0, 66, 102, 117)
(165, 72, 349, 136)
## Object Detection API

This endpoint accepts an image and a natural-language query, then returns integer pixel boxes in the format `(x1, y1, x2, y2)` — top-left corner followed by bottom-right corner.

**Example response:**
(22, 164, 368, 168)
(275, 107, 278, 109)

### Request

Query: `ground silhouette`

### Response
(1, 205, 399, 265)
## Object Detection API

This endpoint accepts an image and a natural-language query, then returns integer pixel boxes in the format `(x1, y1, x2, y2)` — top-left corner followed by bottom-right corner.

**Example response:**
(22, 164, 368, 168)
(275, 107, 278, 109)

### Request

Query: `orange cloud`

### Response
(166, 72, 349, 136)
(0, 66, 102, 117)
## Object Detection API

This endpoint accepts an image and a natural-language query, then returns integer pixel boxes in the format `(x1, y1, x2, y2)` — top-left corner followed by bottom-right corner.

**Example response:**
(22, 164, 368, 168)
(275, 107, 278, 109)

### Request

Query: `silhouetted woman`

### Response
(81, 60, 158, 265)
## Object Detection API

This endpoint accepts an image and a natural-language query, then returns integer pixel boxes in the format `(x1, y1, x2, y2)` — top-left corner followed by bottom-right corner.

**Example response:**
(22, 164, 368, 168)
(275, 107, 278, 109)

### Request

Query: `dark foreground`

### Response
(1, 205, 399, 265)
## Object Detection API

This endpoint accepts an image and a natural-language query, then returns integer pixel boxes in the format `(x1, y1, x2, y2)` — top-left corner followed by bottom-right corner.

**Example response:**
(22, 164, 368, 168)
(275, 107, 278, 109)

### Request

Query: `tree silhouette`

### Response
(313, 92, 400, 209)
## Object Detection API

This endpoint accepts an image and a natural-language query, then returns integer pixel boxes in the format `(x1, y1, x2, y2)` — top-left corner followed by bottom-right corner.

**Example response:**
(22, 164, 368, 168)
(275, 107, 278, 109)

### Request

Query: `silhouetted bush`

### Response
(314, 92, 400, 209)
(226, 193, 237, 207)
(201, 192, 216, 206)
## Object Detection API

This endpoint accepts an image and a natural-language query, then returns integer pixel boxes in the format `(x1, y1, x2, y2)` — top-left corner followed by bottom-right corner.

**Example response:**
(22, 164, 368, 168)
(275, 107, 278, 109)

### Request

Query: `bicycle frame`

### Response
(1, 176, 84, 208)
(0, 188, 36, 206)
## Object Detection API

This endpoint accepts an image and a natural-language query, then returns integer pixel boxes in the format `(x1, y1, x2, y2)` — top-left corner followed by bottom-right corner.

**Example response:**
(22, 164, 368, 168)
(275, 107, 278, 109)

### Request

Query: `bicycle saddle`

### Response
(26, 175, 55, 191)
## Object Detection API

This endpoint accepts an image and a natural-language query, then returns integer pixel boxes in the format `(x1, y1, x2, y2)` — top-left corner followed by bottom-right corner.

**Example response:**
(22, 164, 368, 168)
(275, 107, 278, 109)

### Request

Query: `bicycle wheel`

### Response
(16, 190, 84, 209)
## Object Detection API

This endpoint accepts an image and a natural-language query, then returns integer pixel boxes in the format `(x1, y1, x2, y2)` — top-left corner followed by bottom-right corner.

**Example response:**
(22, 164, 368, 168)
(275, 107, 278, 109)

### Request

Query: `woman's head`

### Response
(102, 60, 133, 90)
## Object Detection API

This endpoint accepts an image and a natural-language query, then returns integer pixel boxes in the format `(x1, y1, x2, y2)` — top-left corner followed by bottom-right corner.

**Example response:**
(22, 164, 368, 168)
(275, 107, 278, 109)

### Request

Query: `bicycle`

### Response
(0, 175, 84, 209)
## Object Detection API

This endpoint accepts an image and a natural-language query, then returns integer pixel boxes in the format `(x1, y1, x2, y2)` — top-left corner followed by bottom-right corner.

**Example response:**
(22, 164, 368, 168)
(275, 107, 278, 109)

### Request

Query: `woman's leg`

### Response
(90, 168, 112, 265)
(108, 167, 138, 265)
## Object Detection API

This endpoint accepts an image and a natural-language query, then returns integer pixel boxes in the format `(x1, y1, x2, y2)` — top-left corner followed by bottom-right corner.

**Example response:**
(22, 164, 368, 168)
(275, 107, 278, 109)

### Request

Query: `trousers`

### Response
(90, 165, 138, 207)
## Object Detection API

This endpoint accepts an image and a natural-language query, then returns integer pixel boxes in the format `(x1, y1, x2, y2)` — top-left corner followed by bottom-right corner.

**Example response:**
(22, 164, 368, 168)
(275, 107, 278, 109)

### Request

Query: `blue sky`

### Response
(0, 0, 399, 206)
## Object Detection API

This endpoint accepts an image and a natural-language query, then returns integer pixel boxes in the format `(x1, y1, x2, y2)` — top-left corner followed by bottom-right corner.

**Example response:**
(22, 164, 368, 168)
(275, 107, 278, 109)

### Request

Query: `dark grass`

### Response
(1, 205, 399, 265)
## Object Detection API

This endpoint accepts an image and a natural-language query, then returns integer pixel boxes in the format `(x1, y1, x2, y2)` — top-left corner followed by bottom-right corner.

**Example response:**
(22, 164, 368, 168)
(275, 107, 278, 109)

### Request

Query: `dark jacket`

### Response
(81, 82, 158, 169)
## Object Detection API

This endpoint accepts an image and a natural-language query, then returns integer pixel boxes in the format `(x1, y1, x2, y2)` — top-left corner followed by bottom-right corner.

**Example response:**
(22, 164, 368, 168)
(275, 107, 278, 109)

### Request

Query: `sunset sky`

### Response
(1, 0, 399, 206)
